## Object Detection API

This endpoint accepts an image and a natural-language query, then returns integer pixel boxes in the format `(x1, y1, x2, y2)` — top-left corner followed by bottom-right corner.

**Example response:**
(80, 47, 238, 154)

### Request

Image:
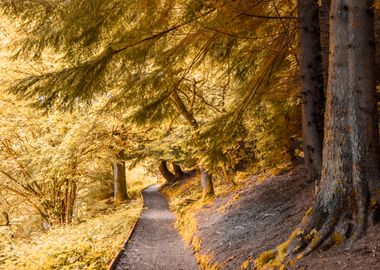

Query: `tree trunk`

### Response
(200, 167, 214, 200)
(65, 180, 76, 224)
(376, 8, 380, 84)
(159, 160, 176, 183)
(171, 90, 215, 197)
(1, 211, 10, 226)
(290, 0, 380, 257)
(320, 0, 331, 91)
(172, 163, 184, 180)
(171, 90, 199, 129)
(114, 151, 128, 203)
(297, 0, 325, 183)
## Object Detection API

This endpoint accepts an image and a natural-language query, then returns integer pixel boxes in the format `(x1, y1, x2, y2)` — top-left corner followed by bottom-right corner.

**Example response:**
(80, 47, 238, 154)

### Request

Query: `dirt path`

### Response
(113, 184, 198, 270)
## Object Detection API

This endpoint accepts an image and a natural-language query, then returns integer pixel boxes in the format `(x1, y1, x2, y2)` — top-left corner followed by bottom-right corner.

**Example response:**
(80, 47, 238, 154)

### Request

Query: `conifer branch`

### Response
(241, 13, 297, 20)
(111, 9, 217, 54)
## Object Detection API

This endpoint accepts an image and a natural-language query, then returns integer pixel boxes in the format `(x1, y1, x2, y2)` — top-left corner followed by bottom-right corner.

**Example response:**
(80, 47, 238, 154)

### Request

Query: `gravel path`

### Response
(113, 184, 198, 270)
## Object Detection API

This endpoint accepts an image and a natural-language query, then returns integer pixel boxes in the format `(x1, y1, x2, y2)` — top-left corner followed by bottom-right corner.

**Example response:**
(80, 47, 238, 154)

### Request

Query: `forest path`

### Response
(113, 184, 198, 270)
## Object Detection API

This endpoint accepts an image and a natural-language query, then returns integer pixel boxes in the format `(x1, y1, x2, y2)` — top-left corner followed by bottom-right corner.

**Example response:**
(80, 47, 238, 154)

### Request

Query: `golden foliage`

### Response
(0, 199, 142, 270)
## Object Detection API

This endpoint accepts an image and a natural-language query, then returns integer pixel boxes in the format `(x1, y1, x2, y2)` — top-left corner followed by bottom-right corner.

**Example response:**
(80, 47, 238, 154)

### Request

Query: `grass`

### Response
(0, 167, 155, 270)
(0, 198, 142, 270)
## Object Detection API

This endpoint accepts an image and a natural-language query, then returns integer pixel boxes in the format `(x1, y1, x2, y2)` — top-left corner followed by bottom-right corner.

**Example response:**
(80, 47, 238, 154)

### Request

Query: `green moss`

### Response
(330, 232, 343, 245)
(249, 228, 304, 270)
(254, 250, 276, 268)
(240, 258, 252, 270)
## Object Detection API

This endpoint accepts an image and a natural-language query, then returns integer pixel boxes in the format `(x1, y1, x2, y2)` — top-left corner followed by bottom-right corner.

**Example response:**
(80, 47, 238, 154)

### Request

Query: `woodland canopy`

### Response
(0, 0, 379, 267)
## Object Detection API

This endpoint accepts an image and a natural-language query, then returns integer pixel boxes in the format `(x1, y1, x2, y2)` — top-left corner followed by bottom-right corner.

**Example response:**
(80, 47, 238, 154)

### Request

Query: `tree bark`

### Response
(170, 90, 215, 197)
(114, 150, 128, 203)
(290, 0, 380, 257)
(297, 0, 325, 183)
(200, 167, 214, 199)
(320, 0, 331, 91)
(376, 8, 380, 84)
(65, 180, 76, 224)
(159, 160, 176, 183)
(1, 211, 10, 226)
(172, 163, 184, 180)
(171, 90, 199, 129)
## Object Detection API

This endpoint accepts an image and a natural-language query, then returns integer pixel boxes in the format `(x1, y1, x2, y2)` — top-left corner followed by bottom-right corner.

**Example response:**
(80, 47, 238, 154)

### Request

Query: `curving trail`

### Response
(112, 184, 198, 270)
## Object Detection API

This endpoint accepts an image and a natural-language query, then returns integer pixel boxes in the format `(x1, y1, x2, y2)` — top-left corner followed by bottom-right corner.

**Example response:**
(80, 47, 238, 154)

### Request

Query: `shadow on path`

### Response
(113, 184, 198, 270)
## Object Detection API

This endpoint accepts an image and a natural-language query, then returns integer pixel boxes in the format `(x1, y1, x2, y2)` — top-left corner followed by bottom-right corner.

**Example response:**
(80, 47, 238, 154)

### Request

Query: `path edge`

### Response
(106, 184, 155, 270)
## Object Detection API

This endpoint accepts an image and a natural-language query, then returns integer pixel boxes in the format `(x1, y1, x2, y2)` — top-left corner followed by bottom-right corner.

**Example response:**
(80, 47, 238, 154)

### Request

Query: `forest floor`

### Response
(164, 164, 380, 270)
(113, 184, 198, 270)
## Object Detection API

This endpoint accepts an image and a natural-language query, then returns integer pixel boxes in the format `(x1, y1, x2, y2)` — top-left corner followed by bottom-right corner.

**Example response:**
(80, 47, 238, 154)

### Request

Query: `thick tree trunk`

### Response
(159, 160, 176, 183)
(320, 0, 331, 91)
(290, 0, 380, 257)
(376, 9, 380, 84)
(114, 151, 128, 203)
(297, 0, 325, 183)
(172, 163, 184, 180)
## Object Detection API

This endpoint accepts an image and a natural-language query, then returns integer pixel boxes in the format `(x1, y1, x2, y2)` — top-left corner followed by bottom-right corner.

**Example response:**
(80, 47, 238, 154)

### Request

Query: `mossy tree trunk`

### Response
(297, 0, 325, 183)
(114, 150, 128, 203)
(291, 0, 380, 257)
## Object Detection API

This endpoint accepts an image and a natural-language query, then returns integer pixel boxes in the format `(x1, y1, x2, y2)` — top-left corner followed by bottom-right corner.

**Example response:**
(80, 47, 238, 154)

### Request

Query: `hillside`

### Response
(164, 165, 380, 269)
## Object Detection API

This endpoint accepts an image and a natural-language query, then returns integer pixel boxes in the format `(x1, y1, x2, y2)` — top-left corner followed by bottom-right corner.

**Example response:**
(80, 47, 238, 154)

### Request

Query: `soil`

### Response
(113, 184, 198, 270)
(194, 165, 380, 269)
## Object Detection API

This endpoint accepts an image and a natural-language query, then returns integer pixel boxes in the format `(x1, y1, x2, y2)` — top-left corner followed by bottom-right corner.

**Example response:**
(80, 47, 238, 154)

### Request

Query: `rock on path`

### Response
(113, 184, 199, 270)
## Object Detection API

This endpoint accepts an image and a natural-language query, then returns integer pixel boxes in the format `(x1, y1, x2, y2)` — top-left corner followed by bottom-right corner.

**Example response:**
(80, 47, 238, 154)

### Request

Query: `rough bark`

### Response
(114, 151, 128, 203)
(320, 0, 331, 91)
(159, 160, 176, 183)
(297, 0, 325, 183)
(376, 8, 380, 84)
(290, 0, 380, 257)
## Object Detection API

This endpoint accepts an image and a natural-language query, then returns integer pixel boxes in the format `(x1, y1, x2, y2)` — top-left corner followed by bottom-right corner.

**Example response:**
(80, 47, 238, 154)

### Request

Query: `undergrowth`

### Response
(0, 198, 142, 270)
(164, 165, 295, 270)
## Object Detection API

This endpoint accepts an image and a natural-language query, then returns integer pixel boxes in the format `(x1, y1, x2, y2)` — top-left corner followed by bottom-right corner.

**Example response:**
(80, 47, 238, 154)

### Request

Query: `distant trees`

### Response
(0, 0, 299, 199)
(0, 95, 120, 225)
